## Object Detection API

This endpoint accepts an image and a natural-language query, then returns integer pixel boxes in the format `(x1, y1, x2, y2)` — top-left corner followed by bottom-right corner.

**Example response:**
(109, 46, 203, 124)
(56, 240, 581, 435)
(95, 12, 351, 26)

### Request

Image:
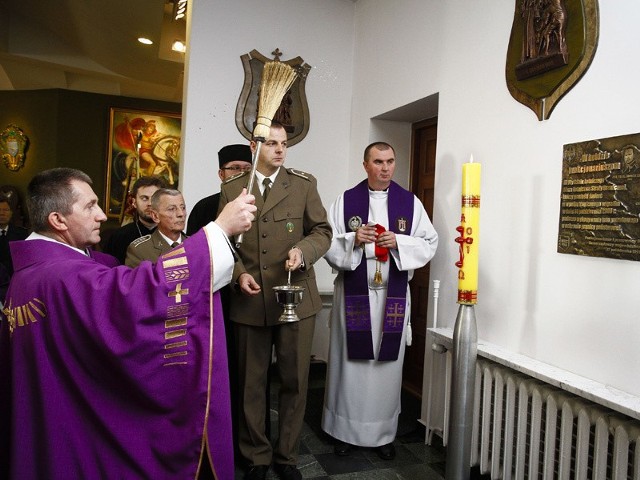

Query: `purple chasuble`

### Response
(0, 230, 233, 480)
(343, 180, 414, 361)
(89, 247, 121, 266)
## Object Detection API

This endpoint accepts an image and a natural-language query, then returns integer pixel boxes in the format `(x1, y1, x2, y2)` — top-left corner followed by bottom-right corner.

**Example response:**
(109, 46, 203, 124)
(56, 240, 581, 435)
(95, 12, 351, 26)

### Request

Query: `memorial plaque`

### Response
(558, 133, 640, 261)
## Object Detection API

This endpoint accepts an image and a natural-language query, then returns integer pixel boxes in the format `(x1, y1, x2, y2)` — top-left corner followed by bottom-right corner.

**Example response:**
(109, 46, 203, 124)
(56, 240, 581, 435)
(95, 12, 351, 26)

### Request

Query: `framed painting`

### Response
(105, 108, 182, 219)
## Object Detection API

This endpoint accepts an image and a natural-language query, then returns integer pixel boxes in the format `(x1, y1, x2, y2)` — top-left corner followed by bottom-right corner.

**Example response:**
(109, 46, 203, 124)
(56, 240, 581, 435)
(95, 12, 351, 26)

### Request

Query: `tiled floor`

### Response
(234, 361, 448, 479)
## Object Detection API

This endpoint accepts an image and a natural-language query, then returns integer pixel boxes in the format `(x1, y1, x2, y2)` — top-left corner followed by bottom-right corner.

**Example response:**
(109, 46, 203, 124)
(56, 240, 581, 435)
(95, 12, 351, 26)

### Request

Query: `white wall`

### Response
(182, 1, 640, 401)
(181, 0, 356, 295)
(350, 0, 640, 398)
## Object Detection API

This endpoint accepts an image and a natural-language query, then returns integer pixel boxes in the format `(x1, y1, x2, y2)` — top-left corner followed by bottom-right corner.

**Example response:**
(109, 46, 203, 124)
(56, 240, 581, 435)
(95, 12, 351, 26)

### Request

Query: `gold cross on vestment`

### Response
(386, 303, 405, 327)
(168, 283, 189, 303)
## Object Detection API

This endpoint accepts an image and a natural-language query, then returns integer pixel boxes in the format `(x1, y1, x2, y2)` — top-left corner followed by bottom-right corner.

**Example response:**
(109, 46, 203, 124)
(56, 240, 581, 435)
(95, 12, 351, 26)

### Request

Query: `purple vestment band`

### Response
(343, 180, 414, 361)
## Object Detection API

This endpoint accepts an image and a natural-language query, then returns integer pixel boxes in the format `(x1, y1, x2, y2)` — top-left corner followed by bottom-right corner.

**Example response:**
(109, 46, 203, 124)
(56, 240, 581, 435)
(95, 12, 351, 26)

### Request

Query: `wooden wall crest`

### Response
(235, 48, 311, 147)
(506, 0, 599, 121)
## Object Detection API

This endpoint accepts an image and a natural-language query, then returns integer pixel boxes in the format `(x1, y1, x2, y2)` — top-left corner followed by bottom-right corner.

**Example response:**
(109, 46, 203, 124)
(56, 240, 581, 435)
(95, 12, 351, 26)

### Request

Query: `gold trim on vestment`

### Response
(30, 299, 47, 316)
(160, 246, 192, 366)
(163, 247, 186, 258)
(199, 221, 216, 476)
(164, 328, 187, 340)
(164, 351, 188, 359)
(163, 257, 188, 269)
(16, 306, 24, 326)
(3, 298, 47, 334)
(165, 317, 188, 328)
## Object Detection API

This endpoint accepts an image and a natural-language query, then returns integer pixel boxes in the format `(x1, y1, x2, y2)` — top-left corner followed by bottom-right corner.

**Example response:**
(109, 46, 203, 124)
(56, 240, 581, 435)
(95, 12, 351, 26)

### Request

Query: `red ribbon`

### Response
(373, 223, 389, 261)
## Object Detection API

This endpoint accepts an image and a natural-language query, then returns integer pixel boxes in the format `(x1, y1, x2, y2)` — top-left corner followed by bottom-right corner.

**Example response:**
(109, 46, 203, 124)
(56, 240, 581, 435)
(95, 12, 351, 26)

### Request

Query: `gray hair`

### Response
(150, 188, 182, 210)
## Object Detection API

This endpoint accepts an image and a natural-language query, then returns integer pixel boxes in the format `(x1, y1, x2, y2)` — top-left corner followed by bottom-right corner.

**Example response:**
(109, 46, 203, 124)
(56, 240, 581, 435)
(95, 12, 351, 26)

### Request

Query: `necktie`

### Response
(0, 230, 5, 237)
(262, 178, 271, 201)
(170, 242, 179, 248)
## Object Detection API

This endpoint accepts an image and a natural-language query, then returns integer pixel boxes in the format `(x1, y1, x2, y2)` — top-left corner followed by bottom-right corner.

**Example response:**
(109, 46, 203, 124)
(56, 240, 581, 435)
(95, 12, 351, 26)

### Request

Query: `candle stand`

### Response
(445, 304, 478, 480)
(447, 156, 481, 479)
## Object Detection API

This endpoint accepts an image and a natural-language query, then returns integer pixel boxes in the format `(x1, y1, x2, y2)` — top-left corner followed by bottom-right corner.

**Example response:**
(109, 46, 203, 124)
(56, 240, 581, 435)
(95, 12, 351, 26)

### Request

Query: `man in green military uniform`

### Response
(219, 122, 331, 480)
(125, 188, 187, 267)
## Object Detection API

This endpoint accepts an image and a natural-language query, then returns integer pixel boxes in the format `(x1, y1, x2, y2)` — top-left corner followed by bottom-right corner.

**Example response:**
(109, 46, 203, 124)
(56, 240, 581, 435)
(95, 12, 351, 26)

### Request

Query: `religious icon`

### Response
(106, 108, 182, 219)
(0, 124, 29, 171)
(505, 0, 599, 120)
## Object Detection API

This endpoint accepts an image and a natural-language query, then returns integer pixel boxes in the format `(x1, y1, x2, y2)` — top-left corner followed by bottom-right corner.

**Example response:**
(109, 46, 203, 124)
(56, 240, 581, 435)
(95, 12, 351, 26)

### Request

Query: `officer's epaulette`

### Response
(287, 168, 311, 180)
(130, 234, 151, 247)
(223, 171, 249, 184)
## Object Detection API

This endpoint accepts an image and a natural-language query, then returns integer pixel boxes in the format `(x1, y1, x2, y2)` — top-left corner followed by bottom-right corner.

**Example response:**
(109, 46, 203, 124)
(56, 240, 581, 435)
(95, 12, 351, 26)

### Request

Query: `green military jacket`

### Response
(219, 167, 332, 326)
(125, 228, 181, 267)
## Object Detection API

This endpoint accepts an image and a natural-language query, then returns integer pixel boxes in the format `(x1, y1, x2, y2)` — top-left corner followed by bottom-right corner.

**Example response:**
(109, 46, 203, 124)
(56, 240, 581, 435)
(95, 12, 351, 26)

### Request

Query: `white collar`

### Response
(158, 230, 182, 246)
(27, 232, 89, 256)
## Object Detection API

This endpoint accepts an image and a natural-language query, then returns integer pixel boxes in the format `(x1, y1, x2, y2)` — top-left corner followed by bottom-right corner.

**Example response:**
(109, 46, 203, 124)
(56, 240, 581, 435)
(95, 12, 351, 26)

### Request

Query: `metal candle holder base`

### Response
(446, 304, 478, 480)
(273, 285, 304, 322)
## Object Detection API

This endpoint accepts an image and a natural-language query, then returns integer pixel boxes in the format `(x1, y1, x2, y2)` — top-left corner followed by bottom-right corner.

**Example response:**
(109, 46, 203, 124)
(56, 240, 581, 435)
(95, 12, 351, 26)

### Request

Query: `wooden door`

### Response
(402, 118, 437, 399)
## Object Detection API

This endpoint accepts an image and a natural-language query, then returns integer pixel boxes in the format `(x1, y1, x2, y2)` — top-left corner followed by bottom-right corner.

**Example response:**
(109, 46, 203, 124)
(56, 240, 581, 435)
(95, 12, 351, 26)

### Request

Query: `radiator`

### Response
(462, 358, 640, 480)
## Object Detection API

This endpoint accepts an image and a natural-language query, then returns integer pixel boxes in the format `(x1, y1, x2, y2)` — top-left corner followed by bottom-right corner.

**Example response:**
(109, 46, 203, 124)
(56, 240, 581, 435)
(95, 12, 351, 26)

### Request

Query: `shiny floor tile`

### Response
(234, 362, 449, 479)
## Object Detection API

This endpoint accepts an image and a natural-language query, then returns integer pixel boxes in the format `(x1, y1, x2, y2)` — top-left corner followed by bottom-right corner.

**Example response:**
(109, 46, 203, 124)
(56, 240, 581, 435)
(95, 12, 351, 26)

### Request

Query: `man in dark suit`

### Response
(125, 188, 187, 267)
(0, 195, 28, 277)
(219, 123, 332, 480)
(186, 144, 253, 235)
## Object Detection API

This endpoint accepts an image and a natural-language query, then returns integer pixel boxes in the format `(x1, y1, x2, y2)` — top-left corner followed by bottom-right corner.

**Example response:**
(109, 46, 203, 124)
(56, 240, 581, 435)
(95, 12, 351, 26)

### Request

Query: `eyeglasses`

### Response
(221, 166, 252, 172)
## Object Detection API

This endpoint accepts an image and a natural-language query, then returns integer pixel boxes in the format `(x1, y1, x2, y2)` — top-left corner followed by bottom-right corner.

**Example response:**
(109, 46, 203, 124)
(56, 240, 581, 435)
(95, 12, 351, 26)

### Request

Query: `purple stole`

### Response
(343, 180, 414, 361)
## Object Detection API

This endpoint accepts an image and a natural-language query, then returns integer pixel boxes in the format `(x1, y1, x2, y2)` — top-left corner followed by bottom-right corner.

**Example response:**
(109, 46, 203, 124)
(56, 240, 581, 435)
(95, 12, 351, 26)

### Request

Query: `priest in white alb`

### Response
(321, 142, 438, 460)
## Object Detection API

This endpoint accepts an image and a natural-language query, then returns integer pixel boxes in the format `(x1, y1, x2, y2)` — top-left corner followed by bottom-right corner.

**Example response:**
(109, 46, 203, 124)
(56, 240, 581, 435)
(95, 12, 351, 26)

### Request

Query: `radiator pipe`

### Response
(431, 279, 440, 330)
(424, 279, 444, 445)
(446, 304, 478, 480)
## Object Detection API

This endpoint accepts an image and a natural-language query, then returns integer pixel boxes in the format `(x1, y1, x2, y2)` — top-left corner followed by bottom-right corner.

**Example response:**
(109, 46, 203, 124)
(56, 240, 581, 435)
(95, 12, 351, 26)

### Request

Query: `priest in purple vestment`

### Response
(0, 168, 257, 480)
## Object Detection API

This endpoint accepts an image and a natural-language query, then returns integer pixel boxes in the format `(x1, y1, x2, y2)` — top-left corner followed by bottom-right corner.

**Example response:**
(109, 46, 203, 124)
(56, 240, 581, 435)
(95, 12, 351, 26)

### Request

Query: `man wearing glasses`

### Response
(187, 144, 253, 235)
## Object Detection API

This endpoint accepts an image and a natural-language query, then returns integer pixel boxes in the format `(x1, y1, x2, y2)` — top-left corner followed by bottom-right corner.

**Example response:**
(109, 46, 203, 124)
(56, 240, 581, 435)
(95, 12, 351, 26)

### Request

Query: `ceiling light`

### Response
(172, 40, 186, 53)
(138, 37, 153, 45)
(174, 0, 187, 20)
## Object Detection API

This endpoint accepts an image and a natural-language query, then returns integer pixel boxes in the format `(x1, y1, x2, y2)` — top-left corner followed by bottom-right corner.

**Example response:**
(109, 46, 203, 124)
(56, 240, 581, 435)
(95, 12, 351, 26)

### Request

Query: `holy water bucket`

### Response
(273, 285, 305, 322)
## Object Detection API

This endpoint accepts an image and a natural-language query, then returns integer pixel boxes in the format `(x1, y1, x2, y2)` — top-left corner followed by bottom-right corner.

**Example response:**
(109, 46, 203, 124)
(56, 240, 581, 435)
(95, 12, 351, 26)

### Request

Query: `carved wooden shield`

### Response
(506, 0, 599, 121)
(235, 49, 311, 147)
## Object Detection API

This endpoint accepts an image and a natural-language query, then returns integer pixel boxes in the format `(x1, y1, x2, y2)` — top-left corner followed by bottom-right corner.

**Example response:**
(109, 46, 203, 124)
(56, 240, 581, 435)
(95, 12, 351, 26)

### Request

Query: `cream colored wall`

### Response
(182, 0, 640, 403)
